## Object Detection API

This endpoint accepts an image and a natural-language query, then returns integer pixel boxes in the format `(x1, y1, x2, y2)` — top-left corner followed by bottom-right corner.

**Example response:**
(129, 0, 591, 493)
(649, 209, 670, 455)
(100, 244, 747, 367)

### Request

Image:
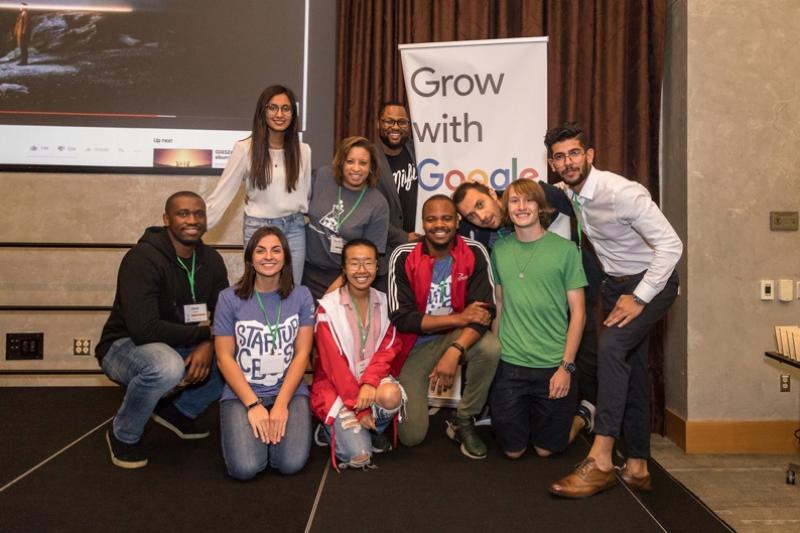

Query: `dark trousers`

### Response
(593, 270, 679, 459)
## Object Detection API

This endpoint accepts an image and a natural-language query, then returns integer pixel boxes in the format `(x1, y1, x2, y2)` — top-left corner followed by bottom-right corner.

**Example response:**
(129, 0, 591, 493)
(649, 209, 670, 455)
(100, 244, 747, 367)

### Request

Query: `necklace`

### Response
(512, 238, 539, 279)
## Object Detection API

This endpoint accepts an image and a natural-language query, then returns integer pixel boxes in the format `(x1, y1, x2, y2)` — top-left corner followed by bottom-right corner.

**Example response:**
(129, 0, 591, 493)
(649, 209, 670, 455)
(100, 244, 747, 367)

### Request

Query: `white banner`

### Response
(400, 37, 548, 231)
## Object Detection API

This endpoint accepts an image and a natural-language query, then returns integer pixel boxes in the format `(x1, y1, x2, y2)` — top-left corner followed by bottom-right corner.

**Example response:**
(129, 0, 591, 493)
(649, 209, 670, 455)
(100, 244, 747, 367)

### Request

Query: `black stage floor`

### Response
(0, 388, 733, 533)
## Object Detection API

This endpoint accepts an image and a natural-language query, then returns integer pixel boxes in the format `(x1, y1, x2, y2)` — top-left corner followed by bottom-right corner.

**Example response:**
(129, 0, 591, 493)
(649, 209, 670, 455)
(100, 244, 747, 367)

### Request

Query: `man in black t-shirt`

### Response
(375, 101, 421, 251)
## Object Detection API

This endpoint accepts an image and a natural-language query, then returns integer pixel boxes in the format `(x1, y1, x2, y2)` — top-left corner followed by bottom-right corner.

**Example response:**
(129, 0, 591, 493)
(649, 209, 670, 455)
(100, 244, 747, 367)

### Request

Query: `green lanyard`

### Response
(255, 291, 282, 347)
(570, 193, 584, 246)
(336, 186, 367, 232)
(348, 287, 371, 355)
(176, 252, 197, 302)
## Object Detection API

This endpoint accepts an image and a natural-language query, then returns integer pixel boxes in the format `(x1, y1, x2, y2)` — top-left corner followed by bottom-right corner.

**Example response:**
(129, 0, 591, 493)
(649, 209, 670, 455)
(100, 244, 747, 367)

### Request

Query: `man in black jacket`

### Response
(96, 191, 229, 469)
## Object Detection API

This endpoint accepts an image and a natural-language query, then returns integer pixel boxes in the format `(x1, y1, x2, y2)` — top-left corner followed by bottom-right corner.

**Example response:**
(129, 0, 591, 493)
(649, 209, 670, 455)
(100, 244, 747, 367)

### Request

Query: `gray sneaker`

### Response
(446, 414, 487, 459)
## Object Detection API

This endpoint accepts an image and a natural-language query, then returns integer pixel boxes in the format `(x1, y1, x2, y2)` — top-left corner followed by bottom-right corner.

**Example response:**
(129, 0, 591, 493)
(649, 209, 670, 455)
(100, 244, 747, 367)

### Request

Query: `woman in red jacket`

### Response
(311, 239, 405, 470)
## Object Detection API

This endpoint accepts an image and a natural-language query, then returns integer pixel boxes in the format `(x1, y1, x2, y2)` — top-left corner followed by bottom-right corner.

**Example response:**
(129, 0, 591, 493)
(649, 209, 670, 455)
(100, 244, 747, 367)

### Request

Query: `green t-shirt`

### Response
(491, 231, 587, 368)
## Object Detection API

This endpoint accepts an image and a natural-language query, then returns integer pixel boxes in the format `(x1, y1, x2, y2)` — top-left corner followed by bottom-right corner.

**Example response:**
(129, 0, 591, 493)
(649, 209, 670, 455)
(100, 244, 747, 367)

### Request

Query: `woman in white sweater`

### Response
(206, 85, 311, 283)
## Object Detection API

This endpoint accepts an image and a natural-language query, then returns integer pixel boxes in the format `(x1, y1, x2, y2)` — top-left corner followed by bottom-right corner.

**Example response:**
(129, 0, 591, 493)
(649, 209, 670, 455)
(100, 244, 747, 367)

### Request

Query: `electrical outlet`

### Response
(780, 374, 790, 392)
(760, 280, 774, 300)
(6, 333, 44, 360)
(73, 338, 92, 356)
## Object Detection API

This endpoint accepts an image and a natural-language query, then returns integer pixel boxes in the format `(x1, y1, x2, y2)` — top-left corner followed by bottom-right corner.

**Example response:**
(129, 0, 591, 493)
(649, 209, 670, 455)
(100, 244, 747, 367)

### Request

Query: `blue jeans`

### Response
(220, 395, 311, 480)
(101, 337, 223, 444)
(319, 403, 396, 465)
(243, 212, 306, 284)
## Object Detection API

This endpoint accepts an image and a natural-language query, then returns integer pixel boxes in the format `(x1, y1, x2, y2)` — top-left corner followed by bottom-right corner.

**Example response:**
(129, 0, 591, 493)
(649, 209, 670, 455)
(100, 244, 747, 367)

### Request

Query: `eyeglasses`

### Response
(345, 260, 378, 270)
(379, 118, 410, 128)
(550, 148, 585, 163)
(266, 104, 293, 116)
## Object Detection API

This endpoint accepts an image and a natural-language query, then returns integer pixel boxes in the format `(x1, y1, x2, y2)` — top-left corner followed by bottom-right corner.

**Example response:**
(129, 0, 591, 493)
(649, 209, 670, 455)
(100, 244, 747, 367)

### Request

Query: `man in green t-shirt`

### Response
(490, 179, 587, 459)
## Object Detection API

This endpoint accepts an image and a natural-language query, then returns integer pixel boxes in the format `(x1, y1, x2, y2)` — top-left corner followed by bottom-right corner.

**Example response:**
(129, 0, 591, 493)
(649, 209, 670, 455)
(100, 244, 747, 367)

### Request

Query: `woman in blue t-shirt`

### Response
(214, 226, 315, 480)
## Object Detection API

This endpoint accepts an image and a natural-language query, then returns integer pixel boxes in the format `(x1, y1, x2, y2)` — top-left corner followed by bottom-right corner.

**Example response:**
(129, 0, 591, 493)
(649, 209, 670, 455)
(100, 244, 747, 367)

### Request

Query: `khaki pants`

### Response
(398, 329, 501, 447)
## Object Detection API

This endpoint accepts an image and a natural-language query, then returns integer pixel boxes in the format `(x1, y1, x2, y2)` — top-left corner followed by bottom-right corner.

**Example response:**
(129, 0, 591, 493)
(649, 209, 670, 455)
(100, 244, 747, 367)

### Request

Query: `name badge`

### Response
(263, 350, 286, 375)
(430, 307, 451, 316)
(355, 354, 369, 378)
(329, 235, 344, 254)
(184, 303, 208, 323)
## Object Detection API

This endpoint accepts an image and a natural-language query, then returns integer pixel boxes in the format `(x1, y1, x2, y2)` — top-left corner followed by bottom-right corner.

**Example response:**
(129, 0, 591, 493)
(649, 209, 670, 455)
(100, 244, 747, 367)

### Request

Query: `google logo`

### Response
(417, 157, 540, 192)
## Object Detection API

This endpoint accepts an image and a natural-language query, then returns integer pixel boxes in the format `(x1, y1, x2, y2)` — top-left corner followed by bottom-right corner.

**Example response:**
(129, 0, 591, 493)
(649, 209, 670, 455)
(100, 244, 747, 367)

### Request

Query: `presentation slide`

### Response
(0, 0, 306, 172)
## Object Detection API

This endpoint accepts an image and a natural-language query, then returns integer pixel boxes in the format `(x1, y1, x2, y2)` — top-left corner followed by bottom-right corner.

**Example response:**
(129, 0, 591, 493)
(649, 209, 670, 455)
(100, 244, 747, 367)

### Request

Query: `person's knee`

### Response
(504, 448, 526, 459)
(376, 382, 402, 411)
(226, 458, 262, 481)
(534, 446, 553, 457)
(471, 333, 501, 363)
(275, 453, 309, 475)
(142, 344, 184, 387)
(398, 423, 426, 447)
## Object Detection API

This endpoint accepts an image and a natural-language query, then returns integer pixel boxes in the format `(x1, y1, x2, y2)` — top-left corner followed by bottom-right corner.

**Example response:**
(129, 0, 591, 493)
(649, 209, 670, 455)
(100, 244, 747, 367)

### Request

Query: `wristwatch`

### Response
(246, 398, 263, 411)
(632, 294, 647, 306)
(560, 360, 576, 374)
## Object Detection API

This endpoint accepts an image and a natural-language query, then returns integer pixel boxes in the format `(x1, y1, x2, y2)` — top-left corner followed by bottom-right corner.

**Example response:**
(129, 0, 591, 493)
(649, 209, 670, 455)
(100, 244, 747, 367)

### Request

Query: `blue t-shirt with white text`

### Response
(213, 285, 315, 401)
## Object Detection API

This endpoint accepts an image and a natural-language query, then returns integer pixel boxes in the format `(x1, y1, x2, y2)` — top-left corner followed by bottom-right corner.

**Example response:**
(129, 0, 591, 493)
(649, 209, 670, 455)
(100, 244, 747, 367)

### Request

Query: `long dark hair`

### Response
(249, 85, 302, 193)
(235, 226, 294, 300)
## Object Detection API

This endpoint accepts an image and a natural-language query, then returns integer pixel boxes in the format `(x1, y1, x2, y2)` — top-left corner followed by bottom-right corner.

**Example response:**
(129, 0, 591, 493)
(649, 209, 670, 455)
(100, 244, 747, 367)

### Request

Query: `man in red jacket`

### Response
(388, 195, 500, 459)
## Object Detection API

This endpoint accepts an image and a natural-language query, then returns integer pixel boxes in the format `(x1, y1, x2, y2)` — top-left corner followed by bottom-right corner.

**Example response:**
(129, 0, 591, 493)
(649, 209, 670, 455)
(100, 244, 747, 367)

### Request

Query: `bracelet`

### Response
(450, 342, 466, 357)
(246, 398, 262, 411)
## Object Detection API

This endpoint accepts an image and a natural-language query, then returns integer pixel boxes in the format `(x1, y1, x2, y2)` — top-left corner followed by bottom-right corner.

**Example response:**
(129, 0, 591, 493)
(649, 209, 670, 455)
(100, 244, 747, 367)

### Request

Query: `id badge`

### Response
(263, 350, 286, 374)
(430, 307, 451, 316)
(184, 303, 209, 323)
(355, 355, 369, 379)
(329, 234, 344, 254)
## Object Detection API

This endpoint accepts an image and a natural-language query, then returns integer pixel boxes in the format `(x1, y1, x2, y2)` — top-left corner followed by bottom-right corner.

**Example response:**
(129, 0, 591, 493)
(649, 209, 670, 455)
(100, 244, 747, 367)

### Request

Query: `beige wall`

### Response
(681, 0, 800, 420)
(662, 0, 688, 419)
(0, 172, 244, 382)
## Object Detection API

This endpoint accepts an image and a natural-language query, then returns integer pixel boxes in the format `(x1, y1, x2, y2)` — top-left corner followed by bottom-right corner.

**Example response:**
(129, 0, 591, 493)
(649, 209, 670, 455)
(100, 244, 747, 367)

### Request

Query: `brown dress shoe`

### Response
(619, 464, 653, 492)
(549, 457, 618, 498)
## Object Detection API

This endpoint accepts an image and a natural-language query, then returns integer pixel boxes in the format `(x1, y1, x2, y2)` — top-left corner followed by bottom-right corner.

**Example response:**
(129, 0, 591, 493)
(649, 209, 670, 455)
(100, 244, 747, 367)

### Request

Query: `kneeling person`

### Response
(96, 191, 229, 469)
(490, 179, 587, 459)
(311, 239, 404, 470)
(214, 227, 314, 480)
(389, 195, 501, 459)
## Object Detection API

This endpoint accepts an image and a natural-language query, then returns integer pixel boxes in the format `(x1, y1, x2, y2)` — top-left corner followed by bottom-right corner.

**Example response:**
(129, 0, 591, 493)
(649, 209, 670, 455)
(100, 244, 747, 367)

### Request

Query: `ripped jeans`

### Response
(319, 379, 404, 467)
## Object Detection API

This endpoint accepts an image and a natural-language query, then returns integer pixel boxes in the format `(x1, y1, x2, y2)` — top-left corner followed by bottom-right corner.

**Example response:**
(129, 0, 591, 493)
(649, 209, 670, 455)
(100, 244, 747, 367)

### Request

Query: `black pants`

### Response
(593, 270, 679, 459)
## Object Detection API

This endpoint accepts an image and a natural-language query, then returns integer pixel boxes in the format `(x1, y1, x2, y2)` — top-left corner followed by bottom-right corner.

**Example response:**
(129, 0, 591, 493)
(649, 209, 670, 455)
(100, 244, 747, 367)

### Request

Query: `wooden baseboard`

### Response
(664, 409, 800, 453)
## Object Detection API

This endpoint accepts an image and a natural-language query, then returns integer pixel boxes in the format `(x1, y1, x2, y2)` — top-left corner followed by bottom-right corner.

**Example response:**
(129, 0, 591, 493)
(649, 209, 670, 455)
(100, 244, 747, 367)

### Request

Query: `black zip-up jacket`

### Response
(95, 226, 229, 362)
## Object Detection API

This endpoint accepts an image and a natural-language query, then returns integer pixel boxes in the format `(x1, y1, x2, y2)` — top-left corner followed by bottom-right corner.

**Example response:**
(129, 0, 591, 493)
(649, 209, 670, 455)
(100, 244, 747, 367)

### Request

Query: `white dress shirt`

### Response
(206, 138, 311, 228)
(569, 166, 682, 303)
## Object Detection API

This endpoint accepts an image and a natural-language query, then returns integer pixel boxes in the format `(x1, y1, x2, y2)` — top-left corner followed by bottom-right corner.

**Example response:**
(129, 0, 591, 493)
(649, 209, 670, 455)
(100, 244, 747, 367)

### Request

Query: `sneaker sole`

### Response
(152, 414, 209, 440)
(106, 431, 148, 469)
(445, 423, 487, 460)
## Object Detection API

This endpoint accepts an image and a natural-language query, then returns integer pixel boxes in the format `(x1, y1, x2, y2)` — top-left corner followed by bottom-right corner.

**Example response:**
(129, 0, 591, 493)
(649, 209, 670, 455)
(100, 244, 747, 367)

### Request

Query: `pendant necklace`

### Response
(512, 238, 539, 279)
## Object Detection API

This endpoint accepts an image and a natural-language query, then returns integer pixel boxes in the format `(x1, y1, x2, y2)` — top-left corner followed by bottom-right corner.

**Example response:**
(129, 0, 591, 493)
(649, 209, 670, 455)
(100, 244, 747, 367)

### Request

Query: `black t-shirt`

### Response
(386, 147, 418, 233)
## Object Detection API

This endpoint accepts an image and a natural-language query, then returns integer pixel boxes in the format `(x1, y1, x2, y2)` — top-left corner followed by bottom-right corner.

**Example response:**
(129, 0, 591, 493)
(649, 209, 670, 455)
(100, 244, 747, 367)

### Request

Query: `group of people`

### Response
(96, 84, 683, 499)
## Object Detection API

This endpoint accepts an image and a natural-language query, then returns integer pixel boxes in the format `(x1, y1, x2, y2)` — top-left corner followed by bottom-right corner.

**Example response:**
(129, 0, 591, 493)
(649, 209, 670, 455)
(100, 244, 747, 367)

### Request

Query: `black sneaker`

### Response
(446, 414, 487, 459)
(106, 428, 148, 469)
(152, 400, 210, 439)
(371, 431, 393, 454)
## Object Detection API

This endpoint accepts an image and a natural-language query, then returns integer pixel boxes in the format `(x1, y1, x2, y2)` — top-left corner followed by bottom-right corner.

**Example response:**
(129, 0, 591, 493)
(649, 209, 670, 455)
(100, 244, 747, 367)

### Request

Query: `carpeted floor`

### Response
(0, 388, 733, 533)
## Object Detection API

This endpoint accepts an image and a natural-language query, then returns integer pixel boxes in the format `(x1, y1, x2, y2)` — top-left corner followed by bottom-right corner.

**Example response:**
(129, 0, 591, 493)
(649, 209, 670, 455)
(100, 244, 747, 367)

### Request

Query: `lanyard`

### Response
(176, 252, 197, 302)
(255, 291, 282, 346)
(348, 288, 371, 355)
(570, 193, 584, 246)
(336, 186, 367, 232)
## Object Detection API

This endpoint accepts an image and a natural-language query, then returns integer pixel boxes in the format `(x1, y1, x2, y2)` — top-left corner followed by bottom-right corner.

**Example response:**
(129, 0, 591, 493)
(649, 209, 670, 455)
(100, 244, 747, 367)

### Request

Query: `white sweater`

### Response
(206, 138, 311, 228)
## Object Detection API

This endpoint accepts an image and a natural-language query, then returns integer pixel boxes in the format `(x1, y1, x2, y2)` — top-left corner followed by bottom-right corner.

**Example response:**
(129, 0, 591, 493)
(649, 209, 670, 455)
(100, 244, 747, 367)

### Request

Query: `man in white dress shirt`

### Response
(546, 123, 683, 498)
